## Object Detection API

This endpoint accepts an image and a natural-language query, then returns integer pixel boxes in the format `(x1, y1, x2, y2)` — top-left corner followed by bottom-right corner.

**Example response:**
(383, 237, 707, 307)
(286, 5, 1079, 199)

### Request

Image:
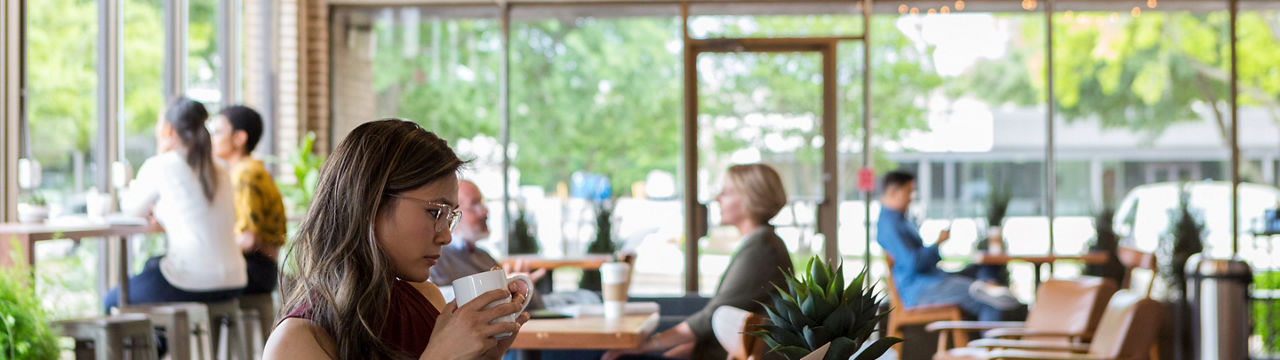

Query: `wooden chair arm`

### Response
(987, 349, 1113, 360)
(926, 321, 1026, 333)
(967, 339, 1090, 353)
(983, 328, 1090, 340)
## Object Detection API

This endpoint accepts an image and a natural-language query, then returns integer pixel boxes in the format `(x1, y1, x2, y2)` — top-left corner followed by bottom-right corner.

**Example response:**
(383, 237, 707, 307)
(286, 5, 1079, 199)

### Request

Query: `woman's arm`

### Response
(602, 322, 697, 360)
(119, 159, 161, 217)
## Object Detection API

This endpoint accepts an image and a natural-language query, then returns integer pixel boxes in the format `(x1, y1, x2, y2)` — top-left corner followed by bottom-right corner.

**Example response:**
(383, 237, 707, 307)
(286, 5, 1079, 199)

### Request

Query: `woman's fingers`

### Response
(514, 311, 530, 325)
(480, 320, 523, 337)
(479, 299, 526, 320)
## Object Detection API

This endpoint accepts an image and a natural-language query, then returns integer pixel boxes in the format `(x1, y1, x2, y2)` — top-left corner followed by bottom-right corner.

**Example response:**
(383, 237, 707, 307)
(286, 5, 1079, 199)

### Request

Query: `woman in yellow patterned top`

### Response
(211, 105, 286, 297)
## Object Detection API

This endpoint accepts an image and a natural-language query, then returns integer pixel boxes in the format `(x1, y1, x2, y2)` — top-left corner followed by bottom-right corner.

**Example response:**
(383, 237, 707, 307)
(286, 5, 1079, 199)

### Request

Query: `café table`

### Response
(510, 309, 661, 351)
(972, 251, 1109, 290)
(500, 254, 614, 291)
(0, 219, 152, 307)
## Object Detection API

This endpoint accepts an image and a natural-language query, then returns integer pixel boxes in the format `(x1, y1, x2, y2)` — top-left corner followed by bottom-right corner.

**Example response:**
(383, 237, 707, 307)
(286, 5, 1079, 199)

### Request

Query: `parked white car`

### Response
(1113, 181, 1280, 266)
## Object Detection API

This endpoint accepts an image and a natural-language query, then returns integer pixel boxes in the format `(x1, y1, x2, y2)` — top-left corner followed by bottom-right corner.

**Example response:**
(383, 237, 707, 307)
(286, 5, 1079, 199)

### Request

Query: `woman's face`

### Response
(716, 180, 748, 227)
(154, 114, 176, 152)
(209, 115, 239, 160)
(374, 173, 459, 282)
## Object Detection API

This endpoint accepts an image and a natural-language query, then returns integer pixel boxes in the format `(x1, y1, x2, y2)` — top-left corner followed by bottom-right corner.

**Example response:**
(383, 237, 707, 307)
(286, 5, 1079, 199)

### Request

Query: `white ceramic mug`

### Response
(452, 269, 534, 338)
(600, 262, 631, 319)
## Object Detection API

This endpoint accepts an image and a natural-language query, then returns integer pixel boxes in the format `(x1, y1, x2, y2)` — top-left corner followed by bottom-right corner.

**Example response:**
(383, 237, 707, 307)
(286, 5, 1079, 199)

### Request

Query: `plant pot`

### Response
(17, 203, 49, 224)
(986, 226, 1004, 254)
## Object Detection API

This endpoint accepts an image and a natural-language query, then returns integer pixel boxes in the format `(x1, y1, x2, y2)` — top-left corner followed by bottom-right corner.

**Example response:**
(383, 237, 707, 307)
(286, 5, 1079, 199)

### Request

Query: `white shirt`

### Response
(121, 151, 247, 291)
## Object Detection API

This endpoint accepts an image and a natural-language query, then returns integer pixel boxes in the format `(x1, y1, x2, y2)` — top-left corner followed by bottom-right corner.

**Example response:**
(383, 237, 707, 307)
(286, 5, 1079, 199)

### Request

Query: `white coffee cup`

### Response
(452, 269, 534, 338)
(600, 262, 631, 319)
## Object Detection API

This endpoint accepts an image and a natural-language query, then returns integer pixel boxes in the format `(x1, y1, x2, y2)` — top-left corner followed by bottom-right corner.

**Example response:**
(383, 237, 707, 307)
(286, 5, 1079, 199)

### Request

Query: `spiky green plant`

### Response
(749, 256, 901, 360)
(508, 206, 540, 255)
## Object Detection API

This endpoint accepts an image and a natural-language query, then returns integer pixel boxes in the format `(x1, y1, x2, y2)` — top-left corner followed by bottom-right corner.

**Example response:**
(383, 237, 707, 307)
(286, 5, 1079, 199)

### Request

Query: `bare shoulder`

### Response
(409, 280, 447, 310)
(263, 318, 337, 360)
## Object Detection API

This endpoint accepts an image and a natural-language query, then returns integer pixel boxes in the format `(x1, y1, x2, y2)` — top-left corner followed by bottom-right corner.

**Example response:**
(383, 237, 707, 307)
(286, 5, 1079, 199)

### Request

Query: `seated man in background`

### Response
(429, 179, 545, 309)
(876, 170, 1021, 321)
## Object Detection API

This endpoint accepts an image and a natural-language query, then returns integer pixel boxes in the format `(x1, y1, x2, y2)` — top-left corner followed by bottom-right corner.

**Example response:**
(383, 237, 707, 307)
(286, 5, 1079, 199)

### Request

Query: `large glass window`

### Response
(1045, 6, 1233, 265)
(25, 0, 102, 318)
(187, 0, 222, 109)
(122, 0, 164, 179)
(511, 13, 685, 295)
(868, 11, 1049, 299)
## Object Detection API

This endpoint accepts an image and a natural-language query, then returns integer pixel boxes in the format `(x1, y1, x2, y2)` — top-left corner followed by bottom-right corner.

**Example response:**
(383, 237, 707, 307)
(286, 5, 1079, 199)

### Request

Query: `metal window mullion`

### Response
(97, 0, 120, 193)
(1229, 0, 1239, 255)
(1044, 0, 1056, 258)
(218, 0, 238, 105)
(500, 2, 511, 259)
(164, 0, 187, 99)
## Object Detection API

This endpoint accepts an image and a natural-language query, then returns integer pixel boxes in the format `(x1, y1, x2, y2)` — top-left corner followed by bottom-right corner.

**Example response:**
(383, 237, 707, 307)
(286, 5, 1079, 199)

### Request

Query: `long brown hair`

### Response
(282, 119, 464, 359)
(165, 97, 218, 201)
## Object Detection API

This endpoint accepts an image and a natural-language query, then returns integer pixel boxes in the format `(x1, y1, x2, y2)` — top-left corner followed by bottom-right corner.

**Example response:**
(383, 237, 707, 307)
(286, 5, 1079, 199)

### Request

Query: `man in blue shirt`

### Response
(876, 171, 1019, 321)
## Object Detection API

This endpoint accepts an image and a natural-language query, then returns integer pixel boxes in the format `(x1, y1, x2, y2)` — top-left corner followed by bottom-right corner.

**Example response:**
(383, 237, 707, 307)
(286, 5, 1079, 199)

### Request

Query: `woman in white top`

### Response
(104, 97, 247, 311)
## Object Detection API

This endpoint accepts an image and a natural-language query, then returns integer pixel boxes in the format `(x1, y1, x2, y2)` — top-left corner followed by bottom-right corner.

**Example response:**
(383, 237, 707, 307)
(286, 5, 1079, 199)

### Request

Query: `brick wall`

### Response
(329, 10, 375, 146)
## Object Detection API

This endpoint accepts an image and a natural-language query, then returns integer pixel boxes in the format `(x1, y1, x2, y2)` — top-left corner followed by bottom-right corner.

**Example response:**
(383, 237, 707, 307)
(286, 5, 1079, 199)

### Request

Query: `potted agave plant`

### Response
(749, 256, 901, 360)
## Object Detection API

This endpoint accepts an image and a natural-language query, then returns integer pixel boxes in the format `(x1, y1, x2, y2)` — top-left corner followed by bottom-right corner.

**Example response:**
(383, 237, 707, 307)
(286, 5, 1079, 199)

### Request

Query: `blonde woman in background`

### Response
(604, 164, 795, 360)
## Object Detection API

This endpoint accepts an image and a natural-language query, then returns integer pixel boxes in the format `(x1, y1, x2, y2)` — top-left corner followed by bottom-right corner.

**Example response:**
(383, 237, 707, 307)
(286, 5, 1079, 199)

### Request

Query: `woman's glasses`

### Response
(387, 194, 462, 232)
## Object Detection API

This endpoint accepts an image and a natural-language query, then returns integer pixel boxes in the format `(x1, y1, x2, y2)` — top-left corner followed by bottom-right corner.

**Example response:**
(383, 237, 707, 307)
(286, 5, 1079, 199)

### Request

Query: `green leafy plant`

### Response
(275, 132, 325, 215)
(984, 169, 1012, 229)
(749, 256, 901, 360)
(1160, 186, 1205, 298)
(1253, 272, 1280, 354)
(20, 193, 47, 207)
(508, 206, 540, 255)
(1, 239, 60, 360)
(1084, 207, 1127, 286)
(580, 200, 618, 291)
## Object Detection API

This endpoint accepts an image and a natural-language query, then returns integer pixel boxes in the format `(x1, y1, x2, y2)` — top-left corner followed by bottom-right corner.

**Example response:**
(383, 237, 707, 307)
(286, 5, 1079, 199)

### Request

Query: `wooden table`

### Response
(510, 311, 661, 350)
(0, 221, 151, 307)
(973, 251, 1109, 289)
(500, 255, 613, 271)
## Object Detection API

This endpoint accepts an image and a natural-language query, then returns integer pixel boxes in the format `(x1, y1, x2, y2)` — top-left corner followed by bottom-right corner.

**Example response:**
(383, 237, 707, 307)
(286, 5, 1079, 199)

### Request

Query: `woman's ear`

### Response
(233, 130, 250, 154)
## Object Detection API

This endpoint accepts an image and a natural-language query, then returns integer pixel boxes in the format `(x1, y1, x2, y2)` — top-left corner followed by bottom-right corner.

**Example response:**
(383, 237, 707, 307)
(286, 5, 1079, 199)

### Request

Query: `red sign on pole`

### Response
(857, 168, 875, 192)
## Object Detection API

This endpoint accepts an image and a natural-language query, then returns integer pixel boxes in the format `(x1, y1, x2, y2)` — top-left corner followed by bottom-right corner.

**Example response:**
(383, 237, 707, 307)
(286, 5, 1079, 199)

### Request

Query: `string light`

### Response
(1131, 6, 1141, 17)
(927, 8, 937, 14)
(899, 4, 909, 14)
(910, 7, 919, 15)
(1021, 0, 1038, 11)
(955, 0, 966, 11)
(1147, 0, 1158, 8)
(941, 5, 951, 14)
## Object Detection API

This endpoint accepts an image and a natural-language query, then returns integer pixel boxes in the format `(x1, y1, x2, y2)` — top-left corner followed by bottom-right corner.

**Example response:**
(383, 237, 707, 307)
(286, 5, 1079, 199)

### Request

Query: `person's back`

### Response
(125, 151, 245, 290)
(106, 97, 246, 313)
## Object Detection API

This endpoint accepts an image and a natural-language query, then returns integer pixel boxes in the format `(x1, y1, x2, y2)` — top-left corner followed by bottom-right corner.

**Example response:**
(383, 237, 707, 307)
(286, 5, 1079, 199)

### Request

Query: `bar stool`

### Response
(204, 299, 249, 360)
(117, 302, 214, 360)
(52, 313, 159, 360)
(238, 293, 275, 345)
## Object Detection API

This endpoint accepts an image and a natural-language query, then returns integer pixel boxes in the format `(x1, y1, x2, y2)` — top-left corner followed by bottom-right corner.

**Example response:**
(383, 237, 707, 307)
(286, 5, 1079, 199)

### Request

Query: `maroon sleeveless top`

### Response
(283, 280, 440, 357)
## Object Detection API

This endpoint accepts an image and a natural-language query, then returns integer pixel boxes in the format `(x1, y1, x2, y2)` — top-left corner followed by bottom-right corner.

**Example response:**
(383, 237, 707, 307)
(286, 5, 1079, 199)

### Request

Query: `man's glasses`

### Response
(387, 194, 462, 232)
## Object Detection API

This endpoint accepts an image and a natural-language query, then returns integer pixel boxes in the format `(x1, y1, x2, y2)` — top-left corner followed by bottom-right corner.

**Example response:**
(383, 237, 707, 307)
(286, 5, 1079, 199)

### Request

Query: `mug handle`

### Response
(506, 274, 535, 312)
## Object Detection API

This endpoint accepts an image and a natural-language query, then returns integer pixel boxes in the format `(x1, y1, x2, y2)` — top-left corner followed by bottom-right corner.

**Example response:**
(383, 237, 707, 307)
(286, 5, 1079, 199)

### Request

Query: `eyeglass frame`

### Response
(386, 194, 463, 233)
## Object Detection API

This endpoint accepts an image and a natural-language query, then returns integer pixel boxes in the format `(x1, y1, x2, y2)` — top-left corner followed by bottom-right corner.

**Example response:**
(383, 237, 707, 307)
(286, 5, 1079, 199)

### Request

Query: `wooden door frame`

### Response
(681, 4, 855, 293)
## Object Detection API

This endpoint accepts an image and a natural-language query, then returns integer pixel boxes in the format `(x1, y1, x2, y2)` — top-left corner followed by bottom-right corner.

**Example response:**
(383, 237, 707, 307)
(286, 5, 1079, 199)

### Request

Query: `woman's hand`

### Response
(420, 288, 527, 360)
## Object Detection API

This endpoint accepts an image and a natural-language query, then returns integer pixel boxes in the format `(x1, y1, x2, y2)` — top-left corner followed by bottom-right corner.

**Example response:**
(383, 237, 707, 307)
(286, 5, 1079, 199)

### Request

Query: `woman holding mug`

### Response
(264, 119, 530, 359)
(604, 164, 795, 360)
